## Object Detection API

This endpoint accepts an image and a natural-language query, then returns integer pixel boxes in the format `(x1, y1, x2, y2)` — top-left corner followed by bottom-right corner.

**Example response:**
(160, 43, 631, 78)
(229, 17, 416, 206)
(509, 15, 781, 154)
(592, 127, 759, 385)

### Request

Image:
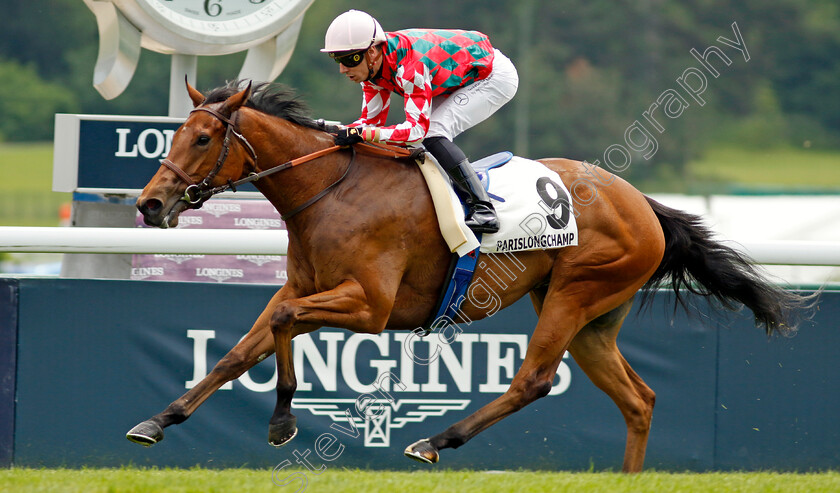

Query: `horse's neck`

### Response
(243, 113, 344, 228)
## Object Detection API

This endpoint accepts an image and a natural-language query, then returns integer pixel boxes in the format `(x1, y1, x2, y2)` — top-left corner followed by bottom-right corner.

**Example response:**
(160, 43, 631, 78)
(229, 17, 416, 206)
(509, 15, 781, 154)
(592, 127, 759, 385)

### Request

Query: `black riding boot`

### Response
(424, 136, 500, 234)
(447, 160, 501, 233)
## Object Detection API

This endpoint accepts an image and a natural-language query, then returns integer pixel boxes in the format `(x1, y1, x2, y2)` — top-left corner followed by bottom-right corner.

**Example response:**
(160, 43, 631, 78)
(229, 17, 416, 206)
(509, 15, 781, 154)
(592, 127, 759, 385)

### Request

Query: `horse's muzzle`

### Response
(137, 197, 189, 229)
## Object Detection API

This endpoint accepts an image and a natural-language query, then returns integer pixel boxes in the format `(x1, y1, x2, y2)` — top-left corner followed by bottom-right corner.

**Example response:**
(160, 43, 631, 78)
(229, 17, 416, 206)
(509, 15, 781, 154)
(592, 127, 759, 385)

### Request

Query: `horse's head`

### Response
(136, 80, 256, 228)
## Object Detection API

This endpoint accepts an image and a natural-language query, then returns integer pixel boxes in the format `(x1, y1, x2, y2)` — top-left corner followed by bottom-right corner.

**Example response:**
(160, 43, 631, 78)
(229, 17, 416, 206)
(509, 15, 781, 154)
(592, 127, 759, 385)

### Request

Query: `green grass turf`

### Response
(1, 469, 839, 493)
(0, 142, 56, 193)
(0, 142, 70, 226)
(687, 146, 840, 189)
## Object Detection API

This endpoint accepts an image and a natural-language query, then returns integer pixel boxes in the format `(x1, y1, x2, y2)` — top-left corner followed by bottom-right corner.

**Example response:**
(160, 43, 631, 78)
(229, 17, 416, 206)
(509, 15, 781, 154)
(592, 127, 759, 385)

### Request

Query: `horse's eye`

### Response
(196, 135, 211, 146)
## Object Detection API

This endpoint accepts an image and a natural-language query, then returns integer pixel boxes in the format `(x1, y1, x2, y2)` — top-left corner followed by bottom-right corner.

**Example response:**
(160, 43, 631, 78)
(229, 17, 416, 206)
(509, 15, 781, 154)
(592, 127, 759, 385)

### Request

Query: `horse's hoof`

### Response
(126, 420, 164, 447)
(268, 417, 298, 447)
(404, 439, 439, 464)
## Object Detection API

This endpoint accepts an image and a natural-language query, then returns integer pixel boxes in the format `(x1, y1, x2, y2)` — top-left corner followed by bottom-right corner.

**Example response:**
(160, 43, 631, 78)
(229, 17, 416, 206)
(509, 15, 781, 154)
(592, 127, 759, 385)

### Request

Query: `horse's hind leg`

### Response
(567, 299, 656, 473)
(404, 251, 657, 467)
(405, 284, 587, 464)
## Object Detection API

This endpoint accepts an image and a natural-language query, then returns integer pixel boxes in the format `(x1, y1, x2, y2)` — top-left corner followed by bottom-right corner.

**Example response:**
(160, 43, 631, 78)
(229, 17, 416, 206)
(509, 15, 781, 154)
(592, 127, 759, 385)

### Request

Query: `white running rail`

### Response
(0, 227, 838, 266)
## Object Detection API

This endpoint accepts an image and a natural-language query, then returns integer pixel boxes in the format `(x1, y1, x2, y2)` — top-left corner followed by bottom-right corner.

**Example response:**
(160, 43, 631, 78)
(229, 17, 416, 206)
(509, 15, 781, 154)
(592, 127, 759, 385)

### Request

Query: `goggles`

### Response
(329, 49, 367, 68)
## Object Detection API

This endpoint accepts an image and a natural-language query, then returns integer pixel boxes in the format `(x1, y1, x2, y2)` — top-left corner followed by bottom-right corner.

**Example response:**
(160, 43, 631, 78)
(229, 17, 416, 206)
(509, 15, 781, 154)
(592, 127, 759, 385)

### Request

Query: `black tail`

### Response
(642, 196, 815, 335)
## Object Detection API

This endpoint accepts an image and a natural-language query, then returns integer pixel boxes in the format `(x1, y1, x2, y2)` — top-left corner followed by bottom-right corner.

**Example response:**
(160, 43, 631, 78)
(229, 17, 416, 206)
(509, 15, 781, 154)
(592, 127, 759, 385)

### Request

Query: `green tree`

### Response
(0, 59, 76, 141)
(1, 0, 838, 191)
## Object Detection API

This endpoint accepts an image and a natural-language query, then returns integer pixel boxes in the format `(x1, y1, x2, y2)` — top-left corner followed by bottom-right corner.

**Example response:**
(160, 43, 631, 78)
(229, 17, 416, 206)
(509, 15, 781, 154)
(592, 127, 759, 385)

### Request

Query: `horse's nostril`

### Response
(139, 199, 163, 214)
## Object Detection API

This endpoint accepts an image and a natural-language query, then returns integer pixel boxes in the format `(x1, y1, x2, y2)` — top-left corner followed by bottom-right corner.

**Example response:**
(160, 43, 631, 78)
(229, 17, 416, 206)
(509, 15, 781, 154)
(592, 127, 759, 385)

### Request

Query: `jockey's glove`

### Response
(334, 127, 364, 146)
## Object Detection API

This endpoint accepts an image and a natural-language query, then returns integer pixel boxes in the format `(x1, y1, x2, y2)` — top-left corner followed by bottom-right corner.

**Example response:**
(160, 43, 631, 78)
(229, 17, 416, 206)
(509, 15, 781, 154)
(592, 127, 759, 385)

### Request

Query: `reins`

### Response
(279, 146, 354, 221)
(162, 105, 423, 220)
(204, 144, 344, 197)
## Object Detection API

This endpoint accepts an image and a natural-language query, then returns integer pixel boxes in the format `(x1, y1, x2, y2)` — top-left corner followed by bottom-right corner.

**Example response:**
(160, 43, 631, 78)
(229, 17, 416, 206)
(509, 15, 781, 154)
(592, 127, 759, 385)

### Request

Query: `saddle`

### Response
(355, 143, 516, 334)
(356, 142, 481, 256)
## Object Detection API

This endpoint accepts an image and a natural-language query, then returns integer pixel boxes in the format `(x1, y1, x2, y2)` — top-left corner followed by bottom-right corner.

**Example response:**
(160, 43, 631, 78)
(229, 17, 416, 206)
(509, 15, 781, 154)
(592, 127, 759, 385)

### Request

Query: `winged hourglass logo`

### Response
(291, 398, 471, 447)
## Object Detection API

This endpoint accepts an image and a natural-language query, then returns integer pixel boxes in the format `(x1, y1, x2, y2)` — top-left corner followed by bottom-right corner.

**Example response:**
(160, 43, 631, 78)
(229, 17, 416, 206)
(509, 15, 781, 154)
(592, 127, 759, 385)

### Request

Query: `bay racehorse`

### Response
(129, 80, 811, 472)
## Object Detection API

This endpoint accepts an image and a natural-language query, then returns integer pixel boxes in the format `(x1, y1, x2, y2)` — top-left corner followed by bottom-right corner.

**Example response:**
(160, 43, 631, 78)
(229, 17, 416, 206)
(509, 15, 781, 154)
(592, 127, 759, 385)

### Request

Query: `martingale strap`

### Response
(419, 236, 482, 336)
(276, 142, 422, 220)
(280, 147, 356, 221)
(213, 145, 344, 195)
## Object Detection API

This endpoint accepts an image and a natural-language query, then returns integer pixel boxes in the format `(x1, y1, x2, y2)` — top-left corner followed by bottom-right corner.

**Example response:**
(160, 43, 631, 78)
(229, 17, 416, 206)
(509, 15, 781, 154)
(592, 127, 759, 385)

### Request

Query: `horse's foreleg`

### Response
(126, 288, 289, 446)
(267, 279, 393, 447)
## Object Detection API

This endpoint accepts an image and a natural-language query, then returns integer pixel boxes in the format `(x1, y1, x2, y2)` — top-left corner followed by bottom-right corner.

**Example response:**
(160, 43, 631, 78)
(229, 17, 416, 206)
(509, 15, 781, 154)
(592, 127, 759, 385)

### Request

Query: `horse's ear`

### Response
(185, 77, 205, 107)
(221, 81, 252, 116)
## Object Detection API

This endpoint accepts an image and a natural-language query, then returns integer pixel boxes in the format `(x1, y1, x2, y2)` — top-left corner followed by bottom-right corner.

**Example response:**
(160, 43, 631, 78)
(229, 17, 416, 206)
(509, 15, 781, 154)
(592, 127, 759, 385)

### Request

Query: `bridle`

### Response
(160, 105, 346, 220)
(160, 106, 259, 208)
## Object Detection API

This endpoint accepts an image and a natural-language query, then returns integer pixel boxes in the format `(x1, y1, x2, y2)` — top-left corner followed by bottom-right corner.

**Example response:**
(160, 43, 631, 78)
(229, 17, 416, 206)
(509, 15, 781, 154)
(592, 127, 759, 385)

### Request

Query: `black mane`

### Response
(203, 80, 335, 132)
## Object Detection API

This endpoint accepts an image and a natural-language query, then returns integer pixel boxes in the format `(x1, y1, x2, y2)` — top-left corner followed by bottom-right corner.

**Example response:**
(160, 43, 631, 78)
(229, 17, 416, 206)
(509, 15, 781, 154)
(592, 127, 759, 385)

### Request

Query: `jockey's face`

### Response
(338, 56, 370, 82)
(336, 46, 381, 83)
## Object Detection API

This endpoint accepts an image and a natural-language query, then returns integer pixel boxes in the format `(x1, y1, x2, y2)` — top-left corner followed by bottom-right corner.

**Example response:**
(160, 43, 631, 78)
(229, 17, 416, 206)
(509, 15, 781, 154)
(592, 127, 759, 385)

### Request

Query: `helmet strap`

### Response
(364, 45, 382, 82)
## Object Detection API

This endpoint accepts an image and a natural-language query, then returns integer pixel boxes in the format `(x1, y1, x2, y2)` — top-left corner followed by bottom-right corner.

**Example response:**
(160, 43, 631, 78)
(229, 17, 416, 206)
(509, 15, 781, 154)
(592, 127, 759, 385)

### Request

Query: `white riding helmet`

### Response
(321, 9, 386, 53)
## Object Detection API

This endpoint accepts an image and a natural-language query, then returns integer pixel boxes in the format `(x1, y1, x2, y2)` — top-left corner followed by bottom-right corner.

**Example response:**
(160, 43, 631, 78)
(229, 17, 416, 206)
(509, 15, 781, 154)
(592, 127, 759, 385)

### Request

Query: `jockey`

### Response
(321, 9, 519, 234)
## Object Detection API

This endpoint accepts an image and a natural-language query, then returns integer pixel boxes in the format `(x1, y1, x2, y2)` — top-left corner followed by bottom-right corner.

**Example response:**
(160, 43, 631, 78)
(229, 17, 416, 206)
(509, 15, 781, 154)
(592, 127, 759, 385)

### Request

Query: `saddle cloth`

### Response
(417, 152, 579, 255)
